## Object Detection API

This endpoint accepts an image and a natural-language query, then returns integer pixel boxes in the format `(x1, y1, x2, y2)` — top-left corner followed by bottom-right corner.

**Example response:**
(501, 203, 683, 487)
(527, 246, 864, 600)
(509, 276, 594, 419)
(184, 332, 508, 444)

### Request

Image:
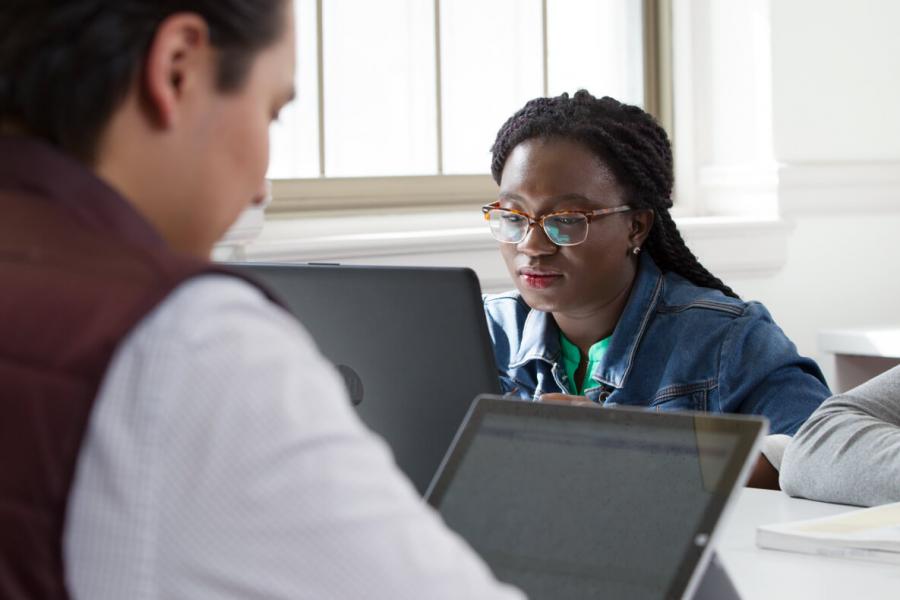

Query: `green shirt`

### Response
(559, 333, 611, 395)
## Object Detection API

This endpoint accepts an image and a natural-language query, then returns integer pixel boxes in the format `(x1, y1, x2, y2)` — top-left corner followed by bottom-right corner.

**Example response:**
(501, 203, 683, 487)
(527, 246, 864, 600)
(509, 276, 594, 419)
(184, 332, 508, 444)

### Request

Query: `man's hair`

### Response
(490, 89, 738, 299)
(0, 0, 286, 162)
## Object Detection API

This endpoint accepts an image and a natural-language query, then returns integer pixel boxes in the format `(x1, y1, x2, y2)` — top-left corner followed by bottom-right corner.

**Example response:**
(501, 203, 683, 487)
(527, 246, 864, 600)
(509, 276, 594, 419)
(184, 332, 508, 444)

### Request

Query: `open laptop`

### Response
(227, 263, 503, 494)
(425, 395, 766, 600)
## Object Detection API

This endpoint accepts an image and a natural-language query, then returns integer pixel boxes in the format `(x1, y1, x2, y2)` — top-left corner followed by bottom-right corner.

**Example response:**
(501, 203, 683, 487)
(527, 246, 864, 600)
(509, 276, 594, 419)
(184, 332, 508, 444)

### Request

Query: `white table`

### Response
(717, 489, 900, 599)
(819, 328, 900, 392)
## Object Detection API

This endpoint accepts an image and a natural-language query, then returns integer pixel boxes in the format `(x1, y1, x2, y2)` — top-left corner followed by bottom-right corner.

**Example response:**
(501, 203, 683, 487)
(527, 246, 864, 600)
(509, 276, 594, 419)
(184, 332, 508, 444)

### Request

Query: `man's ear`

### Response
(142, 13, 212, 129)
(628, 208, 654, 249)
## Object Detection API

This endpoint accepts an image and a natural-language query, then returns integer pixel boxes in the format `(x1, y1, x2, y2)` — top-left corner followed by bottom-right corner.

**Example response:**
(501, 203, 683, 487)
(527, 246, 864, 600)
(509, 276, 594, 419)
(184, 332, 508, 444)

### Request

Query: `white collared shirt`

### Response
(63, 276, 523, 600)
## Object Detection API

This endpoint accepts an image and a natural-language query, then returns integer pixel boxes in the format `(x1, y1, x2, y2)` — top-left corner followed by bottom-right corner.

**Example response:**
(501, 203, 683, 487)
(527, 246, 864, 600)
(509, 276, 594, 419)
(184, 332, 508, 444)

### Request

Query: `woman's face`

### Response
(497, 137, 649, 319)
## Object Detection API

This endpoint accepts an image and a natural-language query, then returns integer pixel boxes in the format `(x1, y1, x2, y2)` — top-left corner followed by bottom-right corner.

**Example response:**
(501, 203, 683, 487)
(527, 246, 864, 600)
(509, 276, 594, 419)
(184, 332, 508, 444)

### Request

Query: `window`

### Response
(268, 0, 656, 212)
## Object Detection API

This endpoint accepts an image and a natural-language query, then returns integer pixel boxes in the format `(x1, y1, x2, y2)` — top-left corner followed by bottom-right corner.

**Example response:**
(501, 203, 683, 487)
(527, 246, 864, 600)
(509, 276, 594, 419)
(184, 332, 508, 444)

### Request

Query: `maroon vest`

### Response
(0, 137, 273, 599)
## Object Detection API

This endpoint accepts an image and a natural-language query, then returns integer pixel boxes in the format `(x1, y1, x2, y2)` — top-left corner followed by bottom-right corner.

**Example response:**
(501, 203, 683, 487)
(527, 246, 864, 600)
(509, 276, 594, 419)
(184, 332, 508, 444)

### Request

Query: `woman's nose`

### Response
(517, 223, 557, 256)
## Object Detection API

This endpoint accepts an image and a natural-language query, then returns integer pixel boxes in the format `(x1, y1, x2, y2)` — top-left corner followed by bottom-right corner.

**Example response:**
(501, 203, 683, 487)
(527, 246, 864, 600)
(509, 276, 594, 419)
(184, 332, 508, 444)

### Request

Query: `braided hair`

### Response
(490, 90, 738, 299)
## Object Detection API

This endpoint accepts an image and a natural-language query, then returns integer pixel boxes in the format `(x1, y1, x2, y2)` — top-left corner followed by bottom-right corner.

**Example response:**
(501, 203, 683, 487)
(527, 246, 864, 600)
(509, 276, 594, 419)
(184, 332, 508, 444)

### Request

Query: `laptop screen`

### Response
(225, 263, 502, 495)
(426, 396, 764, 600)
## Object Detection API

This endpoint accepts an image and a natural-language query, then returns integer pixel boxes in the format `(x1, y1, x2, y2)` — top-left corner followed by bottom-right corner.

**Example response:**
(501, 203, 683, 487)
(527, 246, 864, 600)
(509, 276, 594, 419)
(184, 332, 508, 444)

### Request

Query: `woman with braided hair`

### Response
(482, 90, 830, 487)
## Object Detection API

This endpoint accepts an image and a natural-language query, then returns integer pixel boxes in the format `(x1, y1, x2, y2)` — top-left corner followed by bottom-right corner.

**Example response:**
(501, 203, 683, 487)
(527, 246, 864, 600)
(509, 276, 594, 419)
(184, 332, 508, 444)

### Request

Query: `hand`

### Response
(538, 393, 598, 407)
(746, 453, 781, 490)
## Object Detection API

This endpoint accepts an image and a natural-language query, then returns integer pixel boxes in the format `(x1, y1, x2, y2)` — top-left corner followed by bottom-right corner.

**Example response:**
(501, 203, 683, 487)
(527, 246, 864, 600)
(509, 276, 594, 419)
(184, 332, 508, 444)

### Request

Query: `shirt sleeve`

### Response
(717, 302, 831, 435)
(780, 366, 900, 507)
(65, 276, 523, 600)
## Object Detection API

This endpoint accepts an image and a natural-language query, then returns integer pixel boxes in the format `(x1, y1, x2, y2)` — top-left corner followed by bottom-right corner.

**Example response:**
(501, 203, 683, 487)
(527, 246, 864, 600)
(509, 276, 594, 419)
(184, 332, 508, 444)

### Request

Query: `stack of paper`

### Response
(757, 501, 900, 565)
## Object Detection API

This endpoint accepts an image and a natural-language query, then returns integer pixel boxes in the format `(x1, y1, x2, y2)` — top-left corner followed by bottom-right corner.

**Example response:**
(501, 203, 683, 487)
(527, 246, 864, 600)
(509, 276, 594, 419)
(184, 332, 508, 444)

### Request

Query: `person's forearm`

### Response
(781, 399, 900, 506)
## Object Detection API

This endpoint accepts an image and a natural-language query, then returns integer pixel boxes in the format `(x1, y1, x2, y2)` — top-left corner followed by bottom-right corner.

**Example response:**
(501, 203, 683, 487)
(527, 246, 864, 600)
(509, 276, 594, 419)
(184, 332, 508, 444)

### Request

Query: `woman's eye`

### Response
(552, 215, 581, 226)
(502, 213, 525, 224)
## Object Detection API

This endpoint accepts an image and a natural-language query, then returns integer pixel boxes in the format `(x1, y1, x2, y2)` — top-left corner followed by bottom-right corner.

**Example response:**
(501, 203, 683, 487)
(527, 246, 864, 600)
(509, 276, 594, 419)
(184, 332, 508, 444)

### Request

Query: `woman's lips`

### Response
(518, 268, 563, 289)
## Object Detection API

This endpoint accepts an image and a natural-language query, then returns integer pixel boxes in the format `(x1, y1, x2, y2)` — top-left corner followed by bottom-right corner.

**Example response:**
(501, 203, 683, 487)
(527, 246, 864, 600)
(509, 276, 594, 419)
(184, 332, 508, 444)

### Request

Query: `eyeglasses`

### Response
(481, 202, 633, 246)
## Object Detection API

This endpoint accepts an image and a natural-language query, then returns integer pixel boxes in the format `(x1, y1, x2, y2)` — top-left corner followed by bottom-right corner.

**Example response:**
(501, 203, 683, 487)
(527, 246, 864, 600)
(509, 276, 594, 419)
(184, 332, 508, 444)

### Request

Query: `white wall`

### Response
(771, 0, 900, 162)
(726, 214, 900, 382)
(721, 0, 900, 384)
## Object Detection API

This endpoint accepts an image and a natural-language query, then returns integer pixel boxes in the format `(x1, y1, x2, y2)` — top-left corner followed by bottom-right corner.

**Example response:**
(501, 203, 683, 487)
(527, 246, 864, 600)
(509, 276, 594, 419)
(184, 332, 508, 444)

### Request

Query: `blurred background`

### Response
(218, 0, 900, 389)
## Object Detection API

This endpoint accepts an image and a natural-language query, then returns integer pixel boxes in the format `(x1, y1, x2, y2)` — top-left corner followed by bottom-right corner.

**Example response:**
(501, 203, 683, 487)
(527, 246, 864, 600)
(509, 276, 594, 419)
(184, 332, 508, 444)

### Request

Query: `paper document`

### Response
(756, 501, 900, 565)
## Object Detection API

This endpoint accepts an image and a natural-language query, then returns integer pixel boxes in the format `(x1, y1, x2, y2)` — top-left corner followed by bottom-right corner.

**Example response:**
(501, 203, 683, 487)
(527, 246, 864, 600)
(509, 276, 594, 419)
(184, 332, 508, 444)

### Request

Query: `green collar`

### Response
(559, 332, 611, 395)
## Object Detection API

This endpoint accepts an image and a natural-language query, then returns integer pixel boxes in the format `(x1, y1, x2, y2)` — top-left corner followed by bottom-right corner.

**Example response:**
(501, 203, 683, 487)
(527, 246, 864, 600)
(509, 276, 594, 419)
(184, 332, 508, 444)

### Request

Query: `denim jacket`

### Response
(483, 254, 830, 435)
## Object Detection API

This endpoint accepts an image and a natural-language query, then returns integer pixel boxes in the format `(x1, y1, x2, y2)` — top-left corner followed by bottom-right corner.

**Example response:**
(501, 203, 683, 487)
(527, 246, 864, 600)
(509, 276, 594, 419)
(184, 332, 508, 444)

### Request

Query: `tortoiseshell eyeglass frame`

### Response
(481, 202, 633, 246)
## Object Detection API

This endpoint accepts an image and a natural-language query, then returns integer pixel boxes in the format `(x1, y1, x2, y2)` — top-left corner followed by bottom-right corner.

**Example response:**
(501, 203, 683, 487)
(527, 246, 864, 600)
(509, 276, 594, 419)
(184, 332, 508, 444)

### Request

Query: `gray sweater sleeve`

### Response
(780, 365, 900, 507)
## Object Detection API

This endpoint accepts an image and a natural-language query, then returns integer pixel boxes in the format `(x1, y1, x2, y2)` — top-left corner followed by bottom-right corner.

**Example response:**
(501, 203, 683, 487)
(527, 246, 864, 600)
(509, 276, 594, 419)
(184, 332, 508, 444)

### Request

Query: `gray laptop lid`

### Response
(426, 395, 765, 600)
(228, 263, 502, 494)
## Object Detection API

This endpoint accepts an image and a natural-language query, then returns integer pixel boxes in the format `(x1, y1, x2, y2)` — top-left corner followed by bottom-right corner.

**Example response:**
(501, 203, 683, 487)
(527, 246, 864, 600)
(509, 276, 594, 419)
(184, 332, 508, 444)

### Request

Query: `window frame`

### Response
(268, 0, 673, 217)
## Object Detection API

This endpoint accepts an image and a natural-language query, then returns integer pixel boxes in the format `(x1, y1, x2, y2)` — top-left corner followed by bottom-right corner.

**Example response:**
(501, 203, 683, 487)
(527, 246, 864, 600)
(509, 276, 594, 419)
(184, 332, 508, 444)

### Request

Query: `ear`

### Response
(141, 13, 212, 129)
(627, 208, 654, 251)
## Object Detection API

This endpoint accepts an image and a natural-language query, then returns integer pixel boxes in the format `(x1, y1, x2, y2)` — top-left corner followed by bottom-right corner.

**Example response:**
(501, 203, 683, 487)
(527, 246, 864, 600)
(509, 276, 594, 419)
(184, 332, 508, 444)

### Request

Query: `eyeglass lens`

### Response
(487, 210, 589, 246)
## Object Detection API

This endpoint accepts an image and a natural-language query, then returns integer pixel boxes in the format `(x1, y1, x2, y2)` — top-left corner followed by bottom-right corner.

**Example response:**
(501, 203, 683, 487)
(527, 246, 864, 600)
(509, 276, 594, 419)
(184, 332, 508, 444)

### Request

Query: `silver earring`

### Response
(632, 246, 642, 256)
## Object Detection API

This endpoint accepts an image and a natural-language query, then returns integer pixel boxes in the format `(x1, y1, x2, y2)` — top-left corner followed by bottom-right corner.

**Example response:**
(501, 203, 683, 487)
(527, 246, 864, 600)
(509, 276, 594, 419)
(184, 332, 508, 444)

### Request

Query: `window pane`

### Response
(268, 0, 320, 179)
(440, 0, 544, 175)
(547, 0, 644, 106)
(322, 0, 437, 177)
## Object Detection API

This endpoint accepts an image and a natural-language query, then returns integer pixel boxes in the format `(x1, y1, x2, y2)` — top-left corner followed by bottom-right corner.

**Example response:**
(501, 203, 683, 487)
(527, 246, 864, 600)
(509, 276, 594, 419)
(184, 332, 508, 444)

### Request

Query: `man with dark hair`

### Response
(0, 2, 521, 598)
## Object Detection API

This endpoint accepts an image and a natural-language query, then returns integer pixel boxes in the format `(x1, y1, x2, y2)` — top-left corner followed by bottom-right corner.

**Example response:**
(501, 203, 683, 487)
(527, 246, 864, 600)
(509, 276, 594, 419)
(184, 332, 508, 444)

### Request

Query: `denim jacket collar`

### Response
(509, 309, 560, 369)
(509, 253, 664, 390)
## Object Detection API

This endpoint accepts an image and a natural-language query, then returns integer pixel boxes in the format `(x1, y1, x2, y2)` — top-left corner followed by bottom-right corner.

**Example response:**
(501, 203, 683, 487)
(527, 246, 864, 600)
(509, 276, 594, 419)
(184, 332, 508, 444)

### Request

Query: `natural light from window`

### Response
(267, 0, 644, 181)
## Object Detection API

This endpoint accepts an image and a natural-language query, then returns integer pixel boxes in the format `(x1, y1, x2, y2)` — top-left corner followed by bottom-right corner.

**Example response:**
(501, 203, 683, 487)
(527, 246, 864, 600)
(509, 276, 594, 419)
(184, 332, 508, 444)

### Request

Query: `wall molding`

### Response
(243, 209, 491, 261)
(215, 210, 792, 292)
(677, 215, 792, 278)
(697, 164, 779, 217)
(777, 161, 900, 217)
